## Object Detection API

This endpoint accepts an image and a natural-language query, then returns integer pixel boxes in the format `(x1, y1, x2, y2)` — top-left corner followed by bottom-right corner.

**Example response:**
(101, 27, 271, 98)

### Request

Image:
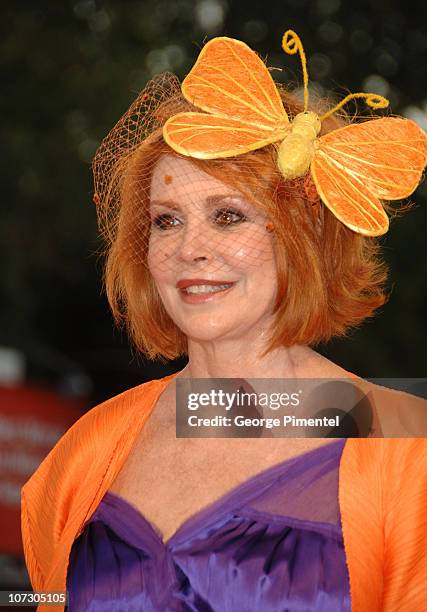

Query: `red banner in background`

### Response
(0, 385, 83, 555)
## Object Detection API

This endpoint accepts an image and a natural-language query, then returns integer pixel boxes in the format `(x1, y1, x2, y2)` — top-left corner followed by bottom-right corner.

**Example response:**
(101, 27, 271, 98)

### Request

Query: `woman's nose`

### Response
(176, 220, 213, 263)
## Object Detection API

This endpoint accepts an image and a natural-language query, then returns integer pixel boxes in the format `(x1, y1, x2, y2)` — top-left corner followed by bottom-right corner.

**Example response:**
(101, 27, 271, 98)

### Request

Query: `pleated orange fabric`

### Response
(21, 375, 427, 611)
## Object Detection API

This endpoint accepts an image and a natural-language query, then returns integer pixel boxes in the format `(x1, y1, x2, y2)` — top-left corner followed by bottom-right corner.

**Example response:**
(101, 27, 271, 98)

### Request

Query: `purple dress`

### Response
(67, 439, 350, 611)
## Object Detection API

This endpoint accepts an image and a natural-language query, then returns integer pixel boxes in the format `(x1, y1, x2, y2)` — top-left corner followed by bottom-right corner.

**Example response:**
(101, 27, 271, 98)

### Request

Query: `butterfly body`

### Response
(277, 111, 321, 179)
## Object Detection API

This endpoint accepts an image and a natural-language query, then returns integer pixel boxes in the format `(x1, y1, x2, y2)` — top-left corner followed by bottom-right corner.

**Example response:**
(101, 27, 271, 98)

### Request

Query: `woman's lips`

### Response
(177, 280, 236, 303)
(176, 279, 234, 289)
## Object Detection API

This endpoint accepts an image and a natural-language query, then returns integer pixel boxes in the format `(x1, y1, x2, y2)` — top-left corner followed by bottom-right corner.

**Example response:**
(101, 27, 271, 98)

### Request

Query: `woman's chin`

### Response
(173, 311, 274, 347)
(178, 321, 242, 345)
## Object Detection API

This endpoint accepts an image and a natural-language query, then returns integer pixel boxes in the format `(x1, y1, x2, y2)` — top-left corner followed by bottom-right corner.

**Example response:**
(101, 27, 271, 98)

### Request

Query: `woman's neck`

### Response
(179, 341, 330, 379)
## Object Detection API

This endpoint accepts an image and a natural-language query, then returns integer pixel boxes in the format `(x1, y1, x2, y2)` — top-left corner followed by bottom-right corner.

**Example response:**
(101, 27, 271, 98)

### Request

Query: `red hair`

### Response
(103, 91, 388, 359)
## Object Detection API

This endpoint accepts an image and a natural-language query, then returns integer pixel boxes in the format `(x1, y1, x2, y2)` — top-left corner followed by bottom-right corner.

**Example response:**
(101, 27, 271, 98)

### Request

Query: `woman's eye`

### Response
(152, 213, 181, 230)
(213, 208, 247, 227)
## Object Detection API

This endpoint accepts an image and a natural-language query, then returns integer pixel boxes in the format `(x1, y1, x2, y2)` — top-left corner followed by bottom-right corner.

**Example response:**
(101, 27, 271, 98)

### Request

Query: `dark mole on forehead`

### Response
(164, 174, 173, 185)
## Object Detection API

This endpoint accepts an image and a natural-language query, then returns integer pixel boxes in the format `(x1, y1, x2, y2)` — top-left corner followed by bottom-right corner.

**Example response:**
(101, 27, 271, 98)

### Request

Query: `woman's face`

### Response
(147, 154, 278, 344)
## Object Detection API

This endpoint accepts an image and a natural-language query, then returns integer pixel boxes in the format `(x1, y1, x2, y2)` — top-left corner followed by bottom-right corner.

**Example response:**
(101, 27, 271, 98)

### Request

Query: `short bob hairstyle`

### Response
(99, 83, 389, 360)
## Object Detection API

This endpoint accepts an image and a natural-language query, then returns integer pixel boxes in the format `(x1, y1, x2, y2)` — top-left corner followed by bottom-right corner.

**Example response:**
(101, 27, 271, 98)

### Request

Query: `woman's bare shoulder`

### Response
(362, 381, 427, 437)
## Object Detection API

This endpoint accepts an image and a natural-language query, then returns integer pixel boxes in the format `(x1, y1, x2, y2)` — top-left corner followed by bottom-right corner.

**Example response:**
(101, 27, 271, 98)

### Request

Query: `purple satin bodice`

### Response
(67, 439, 351, 611)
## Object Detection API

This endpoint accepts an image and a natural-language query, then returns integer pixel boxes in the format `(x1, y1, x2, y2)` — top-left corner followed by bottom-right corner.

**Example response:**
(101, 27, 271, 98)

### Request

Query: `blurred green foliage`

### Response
(1, 1, 426, 396)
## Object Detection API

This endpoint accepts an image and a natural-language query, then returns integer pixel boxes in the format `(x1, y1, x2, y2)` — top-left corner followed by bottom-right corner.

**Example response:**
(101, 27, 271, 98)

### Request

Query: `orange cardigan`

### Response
(21, 374, 427, 611)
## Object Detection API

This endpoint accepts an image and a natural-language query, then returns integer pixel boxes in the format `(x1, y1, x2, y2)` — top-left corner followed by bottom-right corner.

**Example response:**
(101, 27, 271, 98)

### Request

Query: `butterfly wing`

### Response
(311, 117, 427, 236)
(181, 37, 289, 129)
(163, 112, 288, 158)
(163, 37, 290, 158)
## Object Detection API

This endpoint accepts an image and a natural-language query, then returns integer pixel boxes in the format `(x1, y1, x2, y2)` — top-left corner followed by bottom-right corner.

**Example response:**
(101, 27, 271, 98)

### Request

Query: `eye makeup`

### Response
(149, 193, 261, 232)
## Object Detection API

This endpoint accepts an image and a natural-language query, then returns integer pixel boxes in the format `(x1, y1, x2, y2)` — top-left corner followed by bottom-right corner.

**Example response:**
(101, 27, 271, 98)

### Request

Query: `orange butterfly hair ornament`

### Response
(163, 30, 427, 236)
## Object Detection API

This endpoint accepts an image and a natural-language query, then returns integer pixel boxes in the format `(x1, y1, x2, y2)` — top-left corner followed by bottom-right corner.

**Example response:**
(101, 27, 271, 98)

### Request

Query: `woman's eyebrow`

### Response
(150, 195, 250, 212)
(206, 194, 246, 207)
(150, 199, 182, 212)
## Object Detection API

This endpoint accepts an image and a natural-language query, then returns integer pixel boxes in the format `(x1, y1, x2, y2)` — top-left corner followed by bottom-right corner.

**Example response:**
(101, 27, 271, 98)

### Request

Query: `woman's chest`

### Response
(109, 413, 333, 542)
(69, 432, 351, 611)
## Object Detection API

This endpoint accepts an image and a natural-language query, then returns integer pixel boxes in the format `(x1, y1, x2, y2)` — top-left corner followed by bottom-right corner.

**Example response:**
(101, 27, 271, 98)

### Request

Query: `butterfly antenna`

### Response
(282, 30, 309, 111)
(320, 92, 389, 121)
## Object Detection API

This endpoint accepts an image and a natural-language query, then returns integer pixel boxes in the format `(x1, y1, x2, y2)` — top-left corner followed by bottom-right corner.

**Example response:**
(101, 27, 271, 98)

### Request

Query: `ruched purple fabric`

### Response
(67, 439, 350, 611)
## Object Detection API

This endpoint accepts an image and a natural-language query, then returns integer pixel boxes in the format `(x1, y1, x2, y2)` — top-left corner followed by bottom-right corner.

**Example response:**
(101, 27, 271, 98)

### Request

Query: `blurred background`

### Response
(1, 0, 426, 597)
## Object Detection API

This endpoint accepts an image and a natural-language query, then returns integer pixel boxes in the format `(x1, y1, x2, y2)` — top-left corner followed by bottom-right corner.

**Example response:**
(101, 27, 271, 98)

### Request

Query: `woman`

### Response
(22, 32, 427, 611)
